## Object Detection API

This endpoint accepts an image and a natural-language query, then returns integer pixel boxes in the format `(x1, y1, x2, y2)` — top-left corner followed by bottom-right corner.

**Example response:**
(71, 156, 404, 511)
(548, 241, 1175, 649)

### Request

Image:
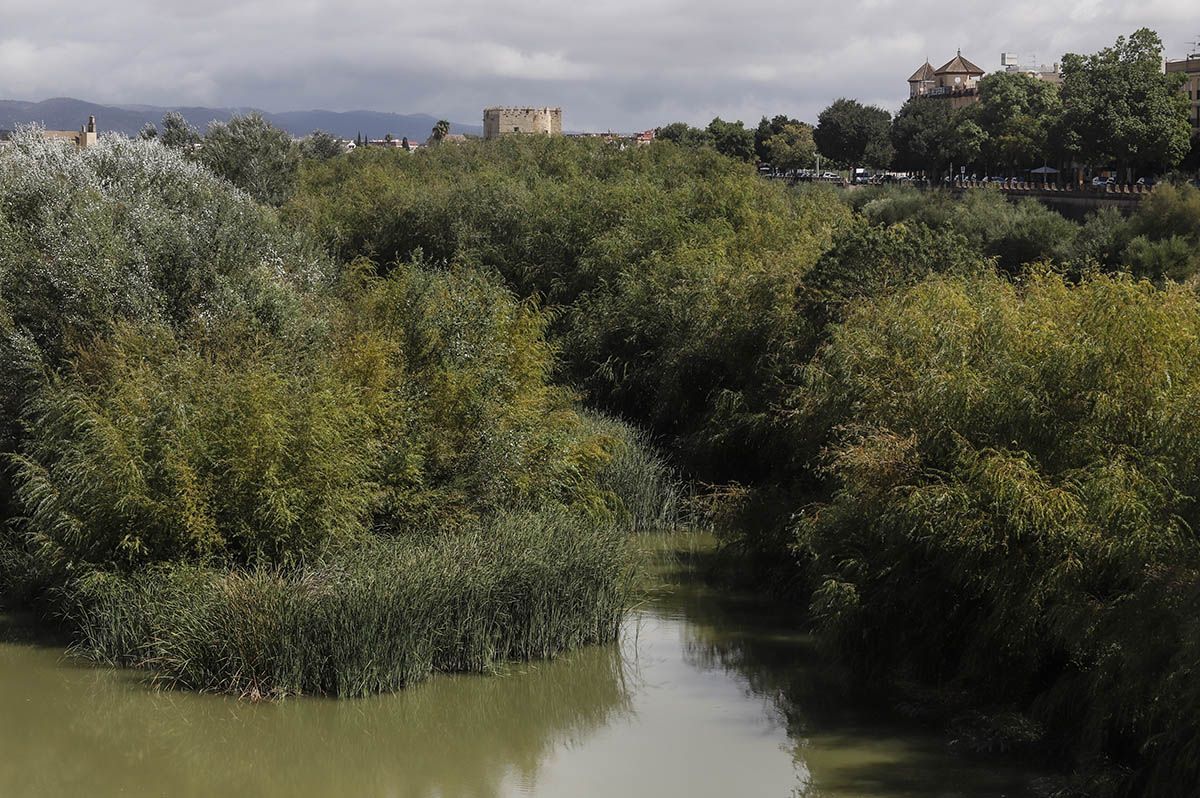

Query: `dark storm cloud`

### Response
(1, 0, 1196, 130)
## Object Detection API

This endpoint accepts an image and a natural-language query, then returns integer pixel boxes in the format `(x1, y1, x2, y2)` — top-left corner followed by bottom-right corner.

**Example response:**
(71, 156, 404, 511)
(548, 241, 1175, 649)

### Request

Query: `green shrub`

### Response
(333, 262, 614, 530)
(1121, 183, 1200, 282)
(11, 259, 618, 573)
(0, 133, 331, 547)
(197, 113, 300, 206)
(796, 272, 1200, 795)
(0, 132, 325, 359)
(13, 323, 377, 569)
(65, 510, 634, 698)
(284, 138, 852, 484)
(861, 186, 1077, 272)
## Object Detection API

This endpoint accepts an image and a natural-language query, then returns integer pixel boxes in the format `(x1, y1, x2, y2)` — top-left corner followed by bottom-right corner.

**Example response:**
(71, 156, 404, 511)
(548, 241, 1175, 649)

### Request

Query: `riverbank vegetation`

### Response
(66, 511, 630, 699)
(5, 90, 1200, 793)
(0, 130, 664, 698)
(285, 133, 1200, 795)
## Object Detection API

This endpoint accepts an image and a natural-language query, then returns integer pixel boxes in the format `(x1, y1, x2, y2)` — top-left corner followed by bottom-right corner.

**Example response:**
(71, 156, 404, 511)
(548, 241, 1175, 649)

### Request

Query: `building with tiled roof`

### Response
(907, 61, 936, 98)
(935, 51, 985, 80)
(907, 51, 985, 108)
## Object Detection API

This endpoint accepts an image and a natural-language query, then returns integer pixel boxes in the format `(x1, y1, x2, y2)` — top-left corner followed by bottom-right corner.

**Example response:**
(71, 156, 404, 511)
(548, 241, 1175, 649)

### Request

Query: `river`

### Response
(0, 538, 1035, 797)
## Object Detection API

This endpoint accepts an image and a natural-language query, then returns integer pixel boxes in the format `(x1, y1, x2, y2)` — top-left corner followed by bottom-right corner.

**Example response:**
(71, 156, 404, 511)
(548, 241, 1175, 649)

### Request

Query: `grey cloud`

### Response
(0, 0, 1196, 131)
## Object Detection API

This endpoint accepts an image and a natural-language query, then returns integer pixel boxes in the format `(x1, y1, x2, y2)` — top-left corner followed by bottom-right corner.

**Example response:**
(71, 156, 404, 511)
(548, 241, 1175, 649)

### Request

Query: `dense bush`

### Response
(0, 136, 642, 696)
(0, 133, 326, 497)
(0, 131, 324, 359)
(858, 186, 1078, 271)
(795, 273, 1200, 795)
(1122, 183, 1200, 282)
(13, 323, 378, 570)
(10, 262, 615, 576)
(197, 113, 301, 206)
(285, 138, 852, 484)
(856, 181, 1200, 284)
(66, 510, 633, 698)
(331, 262, 613, 531)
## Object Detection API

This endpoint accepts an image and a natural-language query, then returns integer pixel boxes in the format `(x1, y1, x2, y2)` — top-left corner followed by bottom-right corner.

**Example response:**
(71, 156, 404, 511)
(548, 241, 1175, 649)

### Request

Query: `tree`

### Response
(655, 122, 712, 148)
(431, 120, 451, 142)
(1060, 28, 1192, 176)
(891, 99, 983, 180)
(891, 99, 951, 177)
(764, 122, 816, 172)
(945, 114, 986, 175)
(706, 118, 756, 162)
(754, 114, 797, 162)
(813, 99, 893, 170)
(301, 130, 344, 161)
(198, 113, 300, 205)
(974, 71, 1062, 172)
(402, 136, 411, 151)
(139, 122, 158, 141)
(160, 111, 200, 151)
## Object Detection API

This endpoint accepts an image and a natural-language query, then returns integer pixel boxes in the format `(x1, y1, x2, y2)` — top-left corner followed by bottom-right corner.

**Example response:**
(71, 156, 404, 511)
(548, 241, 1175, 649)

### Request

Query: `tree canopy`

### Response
(706, 117, 756, 162)
(814, 99, 893, 168)
(198, 113, 300, 206)
(973, 71, 1062, 170)
(763, 122, 816, 172)
(1060, 28, 1192, 174)
(890, 98, 982, 178)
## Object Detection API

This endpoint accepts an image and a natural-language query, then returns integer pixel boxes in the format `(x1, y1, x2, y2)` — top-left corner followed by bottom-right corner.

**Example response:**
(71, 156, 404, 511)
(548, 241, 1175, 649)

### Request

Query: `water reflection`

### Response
(0, 543, 1035, 798)
(0, 614, 631, 798)
(653, 546, 1036, 798)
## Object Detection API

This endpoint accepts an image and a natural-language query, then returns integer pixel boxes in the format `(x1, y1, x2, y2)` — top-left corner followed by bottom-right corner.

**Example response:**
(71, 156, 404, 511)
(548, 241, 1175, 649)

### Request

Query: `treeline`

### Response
(658, 28, 1200, 181)
(286, 134, 1200, 795)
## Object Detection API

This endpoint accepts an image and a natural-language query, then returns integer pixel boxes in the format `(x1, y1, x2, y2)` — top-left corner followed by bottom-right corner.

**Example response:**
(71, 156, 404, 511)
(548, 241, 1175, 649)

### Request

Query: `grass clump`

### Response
(583, 412, 682, 534)
(65, 510, 633, 699)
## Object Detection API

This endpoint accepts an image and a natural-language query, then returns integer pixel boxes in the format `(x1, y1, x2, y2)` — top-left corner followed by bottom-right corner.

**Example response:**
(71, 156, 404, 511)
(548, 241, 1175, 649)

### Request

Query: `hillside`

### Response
(0, 97, 481, 139)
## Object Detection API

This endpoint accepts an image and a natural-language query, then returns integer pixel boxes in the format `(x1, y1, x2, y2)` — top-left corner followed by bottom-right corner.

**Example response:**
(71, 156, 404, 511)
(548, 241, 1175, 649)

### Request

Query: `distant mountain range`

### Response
(0, 97, 482, 140)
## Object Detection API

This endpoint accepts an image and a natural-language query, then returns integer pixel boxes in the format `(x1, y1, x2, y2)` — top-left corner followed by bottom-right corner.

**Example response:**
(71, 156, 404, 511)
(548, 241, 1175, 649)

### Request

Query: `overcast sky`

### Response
(1, 0, 1197, 131)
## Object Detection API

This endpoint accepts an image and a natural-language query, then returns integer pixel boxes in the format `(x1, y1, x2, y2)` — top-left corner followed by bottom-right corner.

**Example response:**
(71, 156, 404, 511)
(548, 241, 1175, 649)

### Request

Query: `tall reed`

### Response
(64, 509, 634, 699)
(584, 412, 682, 534)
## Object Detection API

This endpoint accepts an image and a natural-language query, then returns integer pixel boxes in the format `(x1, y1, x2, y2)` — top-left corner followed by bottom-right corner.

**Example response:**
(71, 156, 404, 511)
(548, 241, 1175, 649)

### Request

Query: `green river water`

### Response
(0, 541, 1037, 797)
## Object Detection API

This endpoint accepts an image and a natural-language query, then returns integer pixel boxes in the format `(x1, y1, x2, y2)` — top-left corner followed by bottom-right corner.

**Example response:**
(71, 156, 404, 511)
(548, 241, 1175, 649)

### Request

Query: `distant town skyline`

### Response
(2, 0, 1197, 131)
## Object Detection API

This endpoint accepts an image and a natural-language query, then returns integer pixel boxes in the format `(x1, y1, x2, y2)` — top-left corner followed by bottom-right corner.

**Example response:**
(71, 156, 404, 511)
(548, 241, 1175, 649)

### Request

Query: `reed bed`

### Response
(584, 412, 682, 534)
(64, 510, 634, 699)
